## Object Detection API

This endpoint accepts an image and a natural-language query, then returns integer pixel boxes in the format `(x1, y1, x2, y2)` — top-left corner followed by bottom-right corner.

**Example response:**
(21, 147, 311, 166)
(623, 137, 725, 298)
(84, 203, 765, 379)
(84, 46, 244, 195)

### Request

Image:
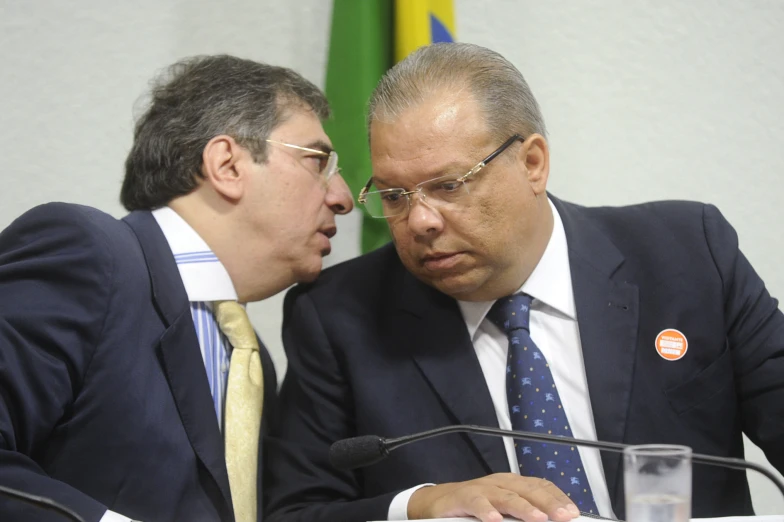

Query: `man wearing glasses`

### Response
(266, 43, 784, 522)
(0, 55, 352, 521)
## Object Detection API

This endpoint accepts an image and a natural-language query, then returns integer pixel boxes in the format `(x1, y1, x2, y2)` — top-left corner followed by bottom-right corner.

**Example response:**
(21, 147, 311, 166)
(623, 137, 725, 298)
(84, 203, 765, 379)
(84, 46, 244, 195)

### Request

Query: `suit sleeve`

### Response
(263, 287, 400, 522)
(0, 204, 113, 522)
(702, 204, 784, 473)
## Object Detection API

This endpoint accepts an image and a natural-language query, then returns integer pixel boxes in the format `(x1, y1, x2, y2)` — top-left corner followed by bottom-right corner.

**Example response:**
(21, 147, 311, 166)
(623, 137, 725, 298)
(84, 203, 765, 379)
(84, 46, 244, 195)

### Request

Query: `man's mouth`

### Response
(319, 226, 337, 239)
(421, 251, 464, 271)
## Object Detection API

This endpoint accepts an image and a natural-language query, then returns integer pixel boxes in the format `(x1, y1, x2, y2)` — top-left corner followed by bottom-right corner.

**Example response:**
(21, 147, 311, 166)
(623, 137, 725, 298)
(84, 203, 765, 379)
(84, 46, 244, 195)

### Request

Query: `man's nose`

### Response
(406, 192, 444, 237)
(325, 173, 354, 215)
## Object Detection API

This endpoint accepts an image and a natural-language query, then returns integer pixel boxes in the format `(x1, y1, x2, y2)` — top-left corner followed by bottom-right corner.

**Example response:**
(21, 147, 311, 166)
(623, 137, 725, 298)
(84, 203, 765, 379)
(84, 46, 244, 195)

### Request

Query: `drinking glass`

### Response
(624, 444, 692, 522)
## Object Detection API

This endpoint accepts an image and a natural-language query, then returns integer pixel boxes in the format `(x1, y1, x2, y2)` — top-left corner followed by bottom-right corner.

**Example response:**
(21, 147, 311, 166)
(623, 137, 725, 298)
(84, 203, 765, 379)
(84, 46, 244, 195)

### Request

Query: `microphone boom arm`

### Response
(382, 424, 784, 497)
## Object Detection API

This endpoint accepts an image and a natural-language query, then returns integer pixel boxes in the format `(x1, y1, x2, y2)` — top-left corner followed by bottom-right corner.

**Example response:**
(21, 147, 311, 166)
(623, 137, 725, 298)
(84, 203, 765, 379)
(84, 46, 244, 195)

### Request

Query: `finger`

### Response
(463, 493, 506, 522)
(427, 485, 506, 522)
(493, 476, 579, 521)
(484, 489, 547, 522)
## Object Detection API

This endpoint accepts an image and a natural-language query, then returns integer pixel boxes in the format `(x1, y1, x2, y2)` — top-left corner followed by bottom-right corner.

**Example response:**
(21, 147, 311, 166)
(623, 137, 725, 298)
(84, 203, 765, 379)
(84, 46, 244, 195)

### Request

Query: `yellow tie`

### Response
(213, 301, 264, 522)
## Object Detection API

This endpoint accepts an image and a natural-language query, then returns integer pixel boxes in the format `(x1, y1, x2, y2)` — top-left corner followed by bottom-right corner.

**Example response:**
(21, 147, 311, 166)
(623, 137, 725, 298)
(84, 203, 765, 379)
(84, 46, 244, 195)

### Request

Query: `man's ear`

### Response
(520, 133, 550, 195)
(201, 135, 247, 201)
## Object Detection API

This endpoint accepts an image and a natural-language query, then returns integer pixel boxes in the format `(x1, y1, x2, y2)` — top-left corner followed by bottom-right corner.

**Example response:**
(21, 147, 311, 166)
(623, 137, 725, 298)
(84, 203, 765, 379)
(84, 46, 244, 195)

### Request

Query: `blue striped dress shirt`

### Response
(152, 207, 239, 430)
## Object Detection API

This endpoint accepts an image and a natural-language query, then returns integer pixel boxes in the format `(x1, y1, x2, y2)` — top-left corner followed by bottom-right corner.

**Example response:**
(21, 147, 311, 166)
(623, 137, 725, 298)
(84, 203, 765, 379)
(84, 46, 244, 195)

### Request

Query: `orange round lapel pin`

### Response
(655, 329, 688, 361)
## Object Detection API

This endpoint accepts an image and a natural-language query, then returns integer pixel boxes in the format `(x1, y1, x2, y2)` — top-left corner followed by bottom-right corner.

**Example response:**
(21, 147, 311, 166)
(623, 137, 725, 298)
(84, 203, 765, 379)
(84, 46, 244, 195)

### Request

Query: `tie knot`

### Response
(213, 300, 259, 351)
(487, 293, 533, 335)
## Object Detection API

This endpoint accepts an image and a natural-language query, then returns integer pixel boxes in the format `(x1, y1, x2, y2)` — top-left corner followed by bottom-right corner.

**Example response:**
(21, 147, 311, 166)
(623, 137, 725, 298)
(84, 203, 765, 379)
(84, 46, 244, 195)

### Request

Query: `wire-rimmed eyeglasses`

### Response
(358, 134, 525, 219)
(265, 139, 339, 182)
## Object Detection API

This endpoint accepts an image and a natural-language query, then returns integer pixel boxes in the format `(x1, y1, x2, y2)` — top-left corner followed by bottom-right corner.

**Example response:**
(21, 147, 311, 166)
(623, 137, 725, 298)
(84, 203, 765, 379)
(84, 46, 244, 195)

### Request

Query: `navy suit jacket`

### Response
(265, 198, 784, 521)
(0, 203, 277, 522)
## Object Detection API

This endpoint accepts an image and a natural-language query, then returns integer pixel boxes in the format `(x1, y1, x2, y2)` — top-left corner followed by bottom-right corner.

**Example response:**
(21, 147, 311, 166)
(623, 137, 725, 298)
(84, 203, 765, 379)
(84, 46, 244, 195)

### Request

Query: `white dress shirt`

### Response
(102, 206, 238, 522)
(389, 199, 615, 520)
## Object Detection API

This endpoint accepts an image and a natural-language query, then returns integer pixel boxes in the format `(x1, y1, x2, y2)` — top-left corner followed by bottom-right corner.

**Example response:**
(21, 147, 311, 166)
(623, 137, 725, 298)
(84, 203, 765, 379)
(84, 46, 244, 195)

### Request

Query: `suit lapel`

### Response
(123, 211, 234, 515)
(554, 198, 639, 506)
(396, 270, 510, 475)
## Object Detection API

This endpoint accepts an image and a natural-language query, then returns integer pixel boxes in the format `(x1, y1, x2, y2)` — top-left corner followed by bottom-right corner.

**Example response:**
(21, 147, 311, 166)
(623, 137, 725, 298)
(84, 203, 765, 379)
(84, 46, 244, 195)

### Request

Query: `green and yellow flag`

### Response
(324, 0, 456, 254)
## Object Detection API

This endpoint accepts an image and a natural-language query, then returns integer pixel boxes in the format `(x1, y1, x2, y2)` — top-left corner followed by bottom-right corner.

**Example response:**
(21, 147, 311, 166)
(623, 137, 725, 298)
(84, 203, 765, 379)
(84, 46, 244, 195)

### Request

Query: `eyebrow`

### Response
(302, 139, 334, 154)
(370, 176, 393, 189)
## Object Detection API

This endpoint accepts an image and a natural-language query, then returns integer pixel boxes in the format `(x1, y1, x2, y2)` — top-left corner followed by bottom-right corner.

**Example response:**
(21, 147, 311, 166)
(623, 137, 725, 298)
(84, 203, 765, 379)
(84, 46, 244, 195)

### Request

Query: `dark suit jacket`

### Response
(265, 198, 784, 521)
(0, 203, 278, 522)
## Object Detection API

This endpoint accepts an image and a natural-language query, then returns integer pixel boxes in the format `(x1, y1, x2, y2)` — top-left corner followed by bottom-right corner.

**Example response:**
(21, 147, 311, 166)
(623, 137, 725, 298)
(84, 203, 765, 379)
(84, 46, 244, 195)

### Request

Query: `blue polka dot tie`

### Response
(487, 294, 598, 514)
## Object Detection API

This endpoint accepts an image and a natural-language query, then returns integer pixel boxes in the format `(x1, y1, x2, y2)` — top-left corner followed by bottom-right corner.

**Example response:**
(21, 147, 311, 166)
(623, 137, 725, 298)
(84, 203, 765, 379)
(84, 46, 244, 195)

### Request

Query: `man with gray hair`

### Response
(265, 42, 784, 521)
(0, 55, 353, 521)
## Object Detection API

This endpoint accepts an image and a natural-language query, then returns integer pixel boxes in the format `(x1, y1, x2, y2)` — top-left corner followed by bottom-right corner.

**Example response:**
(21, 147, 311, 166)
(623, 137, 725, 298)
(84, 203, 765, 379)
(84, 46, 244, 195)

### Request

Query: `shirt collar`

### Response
(458, 198, 576, 339)
(152, 206, 238, 302)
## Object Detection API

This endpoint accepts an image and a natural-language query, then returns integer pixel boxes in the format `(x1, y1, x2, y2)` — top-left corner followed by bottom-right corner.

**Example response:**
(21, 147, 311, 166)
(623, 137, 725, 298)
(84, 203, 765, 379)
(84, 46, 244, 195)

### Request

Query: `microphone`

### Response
(0, 484, 86, 522)
(328, 424, 784, 498)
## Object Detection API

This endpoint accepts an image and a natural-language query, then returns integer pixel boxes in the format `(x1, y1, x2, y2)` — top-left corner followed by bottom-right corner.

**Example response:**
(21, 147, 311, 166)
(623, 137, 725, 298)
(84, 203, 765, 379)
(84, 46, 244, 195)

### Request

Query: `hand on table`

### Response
(408, 473, 580, 522)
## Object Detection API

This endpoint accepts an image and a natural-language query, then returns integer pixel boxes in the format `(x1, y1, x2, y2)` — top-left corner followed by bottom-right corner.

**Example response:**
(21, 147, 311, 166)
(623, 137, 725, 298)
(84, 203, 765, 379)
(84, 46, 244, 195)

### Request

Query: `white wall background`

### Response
(1, 0, 782, 515)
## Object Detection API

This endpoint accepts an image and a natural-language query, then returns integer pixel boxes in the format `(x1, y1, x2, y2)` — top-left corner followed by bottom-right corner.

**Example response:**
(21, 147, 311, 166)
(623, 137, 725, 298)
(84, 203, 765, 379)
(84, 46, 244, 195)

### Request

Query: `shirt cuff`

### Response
(387, 483, 436, 520)
(100, 509, 133, 522)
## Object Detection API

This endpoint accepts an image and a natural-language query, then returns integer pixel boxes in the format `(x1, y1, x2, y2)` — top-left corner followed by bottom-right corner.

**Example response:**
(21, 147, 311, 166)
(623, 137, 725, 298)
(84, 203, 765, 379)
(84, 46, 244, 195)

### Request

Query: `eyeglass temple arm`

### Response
(358, 178, 374, 203)
(458, 134, 526, 182)
(483, 134, 526, 164)
(265, 139, 330, 156)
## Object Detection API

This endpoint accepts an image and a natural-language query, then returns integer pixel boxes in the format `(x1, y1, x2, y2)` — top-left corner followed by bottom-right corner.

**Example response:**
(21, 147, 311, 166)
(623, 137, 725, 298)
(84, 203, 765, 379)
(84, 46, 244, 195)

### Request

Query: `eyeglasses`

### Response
(265, 139, 340, 183)
(358, 134, 525, 219)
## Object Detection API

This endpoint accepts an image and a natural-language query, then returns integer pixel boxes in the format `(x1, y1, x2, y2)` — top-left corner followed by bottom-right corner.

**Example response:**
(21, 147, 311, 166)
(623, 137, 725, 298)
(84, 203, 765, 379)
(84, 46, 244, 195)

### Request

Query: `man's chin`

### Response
(297, 269, 320, 284)
(295, 258, 324, 284)
(417, 270, 487, 301)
